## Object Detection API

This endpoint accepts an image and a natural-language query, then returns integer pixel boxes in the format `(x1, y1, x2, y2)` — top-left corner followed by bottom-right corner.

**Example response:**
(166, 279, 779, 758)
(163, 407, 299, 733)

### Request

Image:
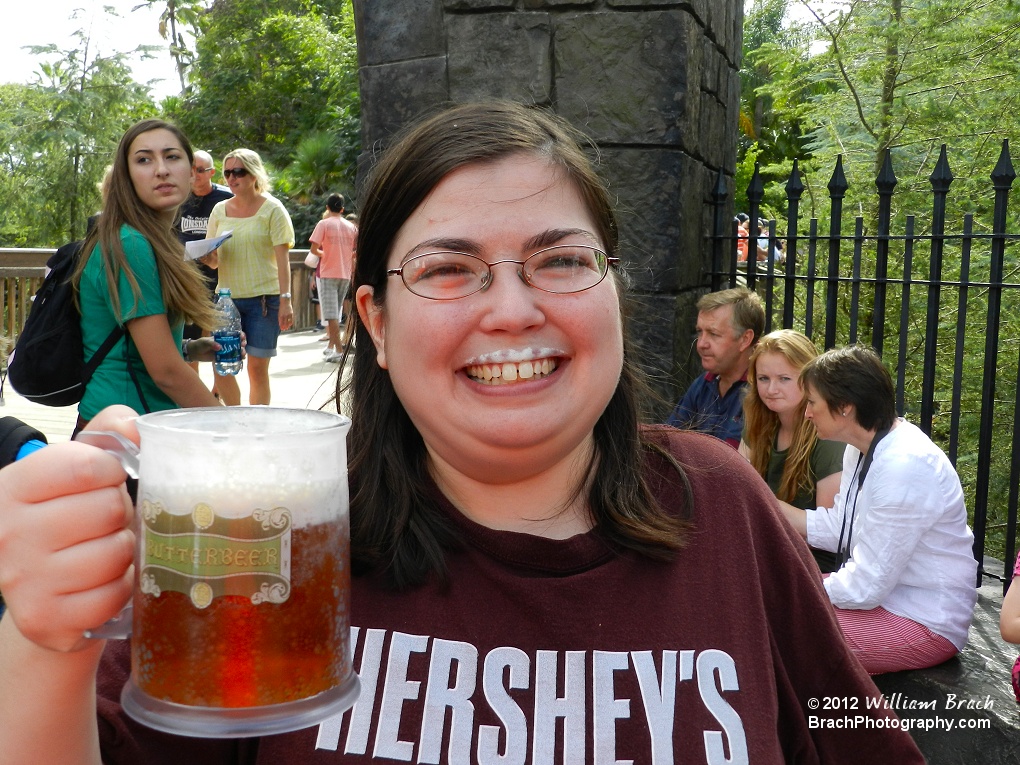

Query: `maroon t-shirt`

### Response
(97, 426, 923, 764)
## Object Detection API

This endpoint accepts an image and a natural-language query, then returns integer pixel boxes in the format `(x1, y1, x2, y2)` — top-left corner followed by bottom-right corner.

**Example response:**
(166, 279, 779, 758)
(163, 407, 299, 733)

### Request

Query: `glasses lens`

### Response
(401, 252, 487, 300)
(224, 168, 248, 178)
(525, 245, 608, 293)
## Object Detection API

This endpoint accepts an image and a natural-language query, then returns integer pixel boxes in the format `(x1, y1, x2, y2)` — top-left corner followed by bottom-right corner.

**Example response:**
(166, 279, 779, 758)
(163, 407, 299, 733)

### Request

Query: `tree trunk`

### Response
(876, 0, 902, 174)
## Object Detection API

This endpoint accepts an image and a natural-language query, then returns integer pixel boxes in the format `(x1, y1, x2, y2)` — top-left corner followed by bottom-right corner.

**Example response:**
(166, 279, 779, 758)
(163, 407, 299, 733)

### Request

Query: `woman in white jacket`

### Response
(778, 344, 977, 673)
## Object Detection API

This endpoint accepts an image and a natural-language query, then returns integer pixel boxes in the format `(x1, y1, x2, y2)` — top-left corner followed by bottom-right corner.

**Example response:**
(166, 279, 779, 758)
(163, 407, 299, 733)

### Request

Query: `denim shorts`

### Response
(233, 295, 280, 358)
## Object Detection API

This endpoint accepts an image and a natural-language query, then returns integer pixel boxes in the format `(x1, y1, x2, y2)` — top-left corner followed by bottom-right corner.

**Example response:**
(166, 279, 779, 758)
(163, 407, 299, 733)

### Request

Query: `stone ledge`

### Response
(871, 575, 1019, 762)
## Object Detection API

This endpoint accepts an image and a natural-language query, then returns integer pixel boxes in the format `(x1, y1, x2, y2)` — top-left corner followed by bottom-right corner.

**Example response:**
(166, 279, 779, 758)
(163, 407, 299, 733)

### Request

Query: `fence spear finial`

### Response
(747, 162, 764, 207)
(992, 139, 1016, 189)
(930, 144, 953, 192)
(712, 167, 727, 201)
(828, 155, 848, 198)
(785, 159, 804, 200)
(876, 149, 898, 194)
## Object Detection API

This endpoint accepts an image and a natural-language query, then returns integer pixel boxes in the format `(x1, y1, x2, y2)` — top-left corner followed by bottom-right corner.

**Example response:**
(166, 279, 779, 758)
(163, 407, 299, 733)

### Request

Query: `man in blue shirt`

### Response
(667, 287, 764, 447)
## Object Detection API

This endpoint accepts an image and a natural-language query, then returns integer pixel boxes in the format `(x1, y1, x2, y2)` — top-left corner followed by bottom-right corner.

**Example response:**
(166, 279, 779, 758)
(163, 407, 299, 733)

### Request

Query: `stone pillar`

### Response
(351, 0, 743, 410)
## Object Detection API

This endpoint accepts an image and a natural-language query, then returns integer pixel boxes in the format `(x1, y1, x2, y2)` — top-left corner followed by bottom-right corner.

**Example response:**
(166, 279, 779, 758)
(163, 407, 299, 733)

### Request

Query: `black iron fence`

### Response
(707, 141, 1020, 591)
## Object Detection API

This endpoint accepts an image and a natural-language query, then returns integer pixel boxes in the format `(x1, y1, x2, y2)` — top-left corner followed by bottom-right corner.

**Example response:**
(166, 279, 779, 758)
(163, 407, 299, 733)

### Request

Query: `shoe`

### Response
(313, 322, 324, 332)
(318, 334, 329, 341)
(322, 346, 336, 356)
(324, 350, 343, 363)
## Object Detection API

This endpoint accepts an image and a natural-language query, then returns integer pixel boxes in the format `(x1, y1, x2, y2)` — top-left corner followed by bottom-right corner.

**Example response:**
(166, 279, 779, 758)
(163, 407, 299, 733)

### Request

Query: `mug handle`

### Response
(73, 430, 140, 479)
(74, 430, 140, 639)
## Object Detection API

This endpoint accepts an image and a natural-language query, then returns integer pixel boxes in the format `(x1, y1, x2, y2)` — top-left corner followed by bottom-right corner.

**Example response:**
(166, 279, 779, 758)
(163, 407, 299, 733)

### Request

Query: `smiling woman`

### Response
(0, 104, 924, 765)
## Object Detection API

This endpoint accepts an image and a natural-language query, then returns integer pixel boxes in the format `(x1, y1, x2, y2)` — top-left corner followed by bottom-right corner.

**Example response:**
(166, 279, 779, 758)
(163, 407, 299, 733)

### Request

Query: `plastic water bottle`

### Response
(213, 288, 243, 375)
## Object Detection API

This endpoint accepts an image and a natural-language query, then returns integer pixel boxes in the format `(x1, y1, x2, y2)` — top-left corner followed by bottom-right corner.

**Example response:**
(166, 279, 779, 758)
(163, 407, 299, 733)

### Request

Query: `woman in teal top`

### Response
(740, 329, 846, 571)
(73, 119, 221, 431)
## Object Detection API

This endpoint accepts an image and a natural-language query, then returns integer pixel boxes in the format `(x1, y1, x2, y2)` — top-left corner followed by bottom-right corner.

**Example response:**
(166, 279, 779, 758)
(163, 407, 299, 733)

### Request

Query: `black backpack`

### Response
(8, 241, 124, 407)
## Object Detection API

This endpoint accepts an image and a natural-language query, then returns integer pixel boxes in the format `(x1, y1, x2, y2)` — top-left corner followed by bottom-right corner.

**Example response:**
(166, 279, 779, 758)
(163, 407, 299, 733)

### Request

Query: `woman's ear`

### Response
(356, 285, 387, 369)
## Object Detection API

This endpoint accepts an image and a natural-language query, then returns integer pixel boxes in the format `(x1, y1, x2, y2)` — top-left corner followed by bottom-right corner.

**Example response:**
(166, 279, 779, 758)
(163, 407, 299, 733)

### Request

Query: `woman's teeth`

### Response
(465, 358, 558, 384)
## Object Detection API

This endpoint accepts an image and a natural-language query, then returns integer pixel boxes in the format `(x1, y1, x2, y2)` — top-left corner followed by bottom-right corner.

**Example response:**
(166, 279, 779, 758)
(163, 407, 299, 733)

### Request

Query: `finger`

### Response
(29, 484, 134, 552)
(12, 565, 134, 653)
(48, 527, 136, 597)
(0, 497, 134, 652)
(1, 442, 129, 507)
(85, 406, 141, 446)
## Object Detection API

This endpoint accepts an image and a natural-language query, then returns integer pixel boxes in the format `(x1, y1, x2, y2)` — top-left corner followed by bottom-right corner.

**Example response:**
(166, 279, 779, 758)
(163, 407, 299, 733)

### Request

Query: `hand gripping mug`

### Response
(77, 407, 360, 738)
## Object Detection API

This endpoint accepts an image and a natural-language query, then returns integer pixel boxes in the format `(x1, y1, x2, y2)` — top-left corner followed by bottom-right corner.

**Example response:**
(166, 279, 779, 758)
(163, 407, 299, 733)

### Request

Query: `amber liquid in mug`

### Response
(132, 520, 351, 709)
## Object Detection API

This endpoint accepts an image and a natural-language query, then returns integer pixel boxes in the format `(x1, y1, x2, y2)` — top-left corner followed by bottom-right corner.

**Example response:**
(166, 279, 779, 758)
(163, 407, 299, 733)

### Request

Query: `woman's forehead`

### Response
(392, 157, 596, 251)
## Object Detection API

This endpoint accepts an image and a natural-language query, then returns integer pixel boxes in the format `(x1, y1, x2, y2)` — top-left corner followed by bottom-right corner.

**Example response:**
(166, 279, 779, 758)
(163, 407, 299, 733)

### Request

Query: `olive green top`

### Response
(766, 437, 846, 510)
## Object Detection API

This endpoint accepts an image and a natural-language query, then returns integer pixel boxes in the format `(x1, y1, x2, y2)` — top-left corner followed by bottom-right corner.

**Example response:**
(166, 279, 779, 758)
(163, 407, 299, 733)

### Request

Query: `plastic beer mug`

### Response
(78, 407, 360, 738)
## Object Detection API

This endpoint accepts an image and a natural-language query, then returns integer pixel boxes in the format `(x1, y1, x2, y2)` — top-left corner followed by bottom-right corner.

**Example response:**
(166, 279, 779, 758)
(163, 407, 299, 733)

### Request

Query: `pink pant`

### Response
(833, 605, 958, 674)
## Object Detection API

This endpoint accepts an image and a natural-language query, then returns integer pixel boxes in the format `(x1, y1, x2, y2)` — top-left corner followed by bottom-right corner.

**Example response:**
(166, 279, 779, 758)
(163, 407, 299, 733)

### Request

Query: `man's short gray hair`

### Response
(696, 287, 765, 342)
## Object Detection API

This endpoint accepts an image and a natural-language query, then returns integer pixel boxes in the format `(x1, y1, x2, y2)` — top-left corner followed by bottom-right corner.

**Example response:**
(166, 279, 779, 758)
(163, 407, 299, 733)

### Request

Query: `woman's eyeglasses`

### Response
(386, 245, 618, 301)
(223, 168, 249, 179)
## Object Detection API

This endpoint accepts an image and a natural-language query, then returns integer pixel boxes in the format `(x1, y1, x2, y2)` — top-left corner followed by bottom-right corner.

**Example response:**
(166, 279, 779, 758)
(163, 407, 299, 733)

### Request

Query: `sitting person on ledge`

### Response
(739, 329, 846, 573)
(666, 287, 764, 448)
(777, 344, 978, 674)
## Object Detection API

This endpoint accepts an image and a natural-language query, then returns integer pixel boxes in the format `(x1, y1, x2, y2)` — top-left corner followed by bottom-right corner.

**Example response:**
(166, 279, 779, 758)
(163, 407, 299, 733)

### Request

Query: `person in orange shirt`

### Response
(310, 194, 358, 361)
(736, 213, 750, 262)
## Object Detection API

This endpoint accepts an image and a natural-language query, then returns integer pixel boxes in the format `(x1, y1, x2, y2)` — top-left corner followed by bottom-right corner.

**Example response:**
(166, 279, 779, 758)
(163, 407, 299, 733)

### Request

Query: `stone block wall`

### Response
(351, 0, 743, 410)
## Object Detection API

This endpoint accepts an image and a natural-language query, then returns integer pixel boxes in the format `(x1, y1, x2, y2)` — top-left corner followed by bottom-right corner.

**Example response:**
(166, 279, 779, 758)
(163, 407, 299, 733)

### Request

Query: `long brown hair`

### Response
(337, 101, 693, 589)
(73, 119, 216, 329)
(743, 330, 821, 503)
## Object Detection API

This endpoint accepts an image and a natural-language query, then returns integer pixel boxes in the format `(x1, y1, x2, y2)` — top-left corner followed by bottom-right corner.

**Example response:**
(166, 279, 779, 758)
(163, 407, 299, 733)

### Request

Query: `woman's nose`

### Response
(476, 262, 544, 332)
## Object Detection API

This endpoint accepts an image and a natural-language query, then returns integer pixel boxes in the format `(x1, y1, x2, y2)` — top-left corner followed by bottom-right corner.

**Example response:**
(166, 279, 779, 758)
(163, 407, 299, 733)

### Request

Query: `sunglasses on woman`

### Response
(223, 168, 249, 179)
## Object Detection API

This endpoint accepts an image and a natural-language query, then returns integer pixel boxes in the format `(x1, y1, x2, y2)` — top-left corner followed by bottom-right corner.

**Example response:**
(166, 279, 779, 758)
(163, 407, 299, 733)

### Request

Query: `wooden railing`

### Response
(0, 248, 319, 341)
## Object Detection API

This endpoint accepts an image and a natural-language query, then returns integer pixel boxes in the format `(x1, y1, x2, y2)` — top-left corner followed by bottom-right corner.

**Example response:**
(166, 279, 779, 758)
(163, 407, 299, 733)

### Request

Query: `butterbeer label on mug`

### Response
(139, 499, 293, 609)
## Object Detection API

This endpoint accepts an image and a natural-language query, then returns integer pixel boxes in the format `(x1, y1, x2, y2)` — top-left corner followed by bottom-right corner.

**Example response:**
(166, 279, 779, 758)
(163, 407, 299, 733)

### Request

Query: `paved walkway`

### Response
(1, 327, 345, 443)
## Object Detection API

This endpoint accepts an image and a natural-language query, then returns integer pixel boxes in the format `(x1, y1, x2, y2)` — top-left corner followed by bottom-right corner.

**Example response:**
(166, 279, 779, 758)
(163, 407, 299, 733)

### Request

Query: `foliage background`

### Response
(0, 0, 359, 248)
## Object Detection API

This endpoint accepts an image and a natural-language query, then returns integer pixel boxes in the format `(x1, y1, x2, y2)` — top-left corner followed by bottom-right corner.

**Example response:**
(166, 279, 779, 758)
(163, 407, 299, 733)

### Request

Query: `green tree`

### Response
(0, 26, 156, 246)
(0, 84, 48, 246)
(278, 132, 348, 199)
(133, 0, 209, 94)
(793, 0, 1020, 220)
(175, 0, 358, 169)
(739, 0, 822, 214)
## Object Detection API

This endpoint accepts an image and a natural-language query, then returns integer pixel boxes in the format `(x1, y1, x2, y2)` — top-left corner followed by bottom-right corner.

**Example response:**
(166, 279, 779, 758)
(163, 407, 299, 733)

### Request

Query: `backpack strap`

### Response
(82, 326, 125, 384)
(80, 324, 151, 414)
(121, 330, 152, 414)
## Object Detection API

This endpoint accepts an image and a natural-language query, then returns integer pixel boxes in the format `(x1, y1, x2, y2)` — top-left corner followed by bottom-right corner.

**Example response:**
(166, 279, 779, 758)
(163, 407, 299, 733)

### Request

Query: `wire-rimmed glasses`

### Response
(386, 244, 618, 300)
